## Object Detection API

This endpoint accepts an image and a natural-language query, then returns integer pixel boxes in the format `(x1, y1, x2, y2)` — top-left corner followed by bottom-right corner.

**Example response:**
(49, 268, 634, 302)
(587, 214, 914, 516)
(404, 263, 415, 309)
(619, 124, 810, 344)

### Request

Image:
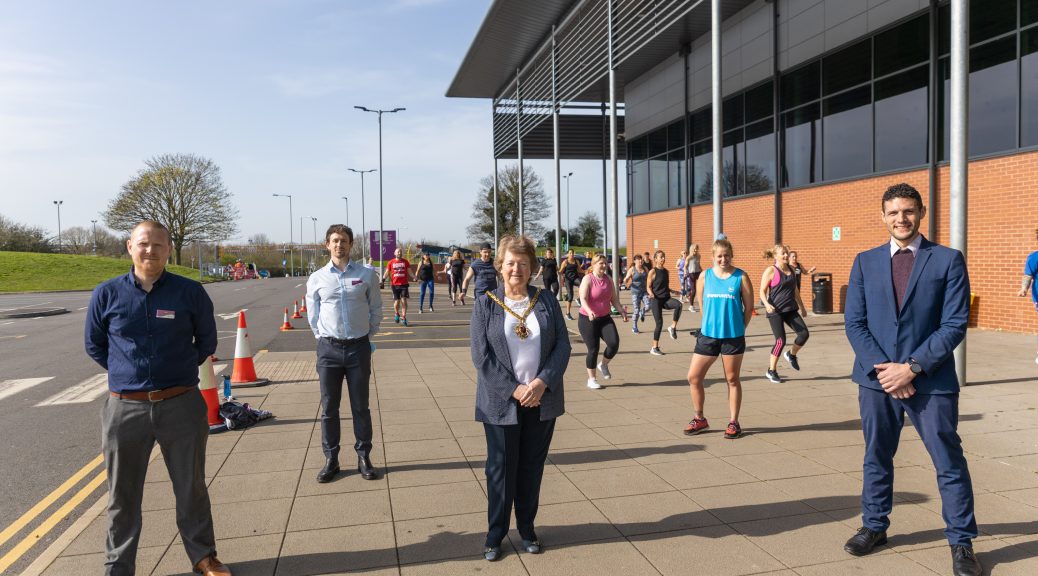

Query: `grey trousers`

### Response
(101, 389, 216, 576)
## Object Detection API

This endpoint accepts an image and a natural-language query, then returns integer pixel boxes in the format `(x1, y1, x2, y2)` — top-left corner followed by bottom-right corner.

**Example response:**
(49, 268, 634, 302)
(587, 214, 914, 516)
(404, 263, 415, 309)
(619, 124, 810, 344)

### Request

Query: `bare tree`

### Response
(248, 233, 272, 246)
(104, 153, 239, 264)
(61, 226, 95, 254)
(467, 164, 550, 243)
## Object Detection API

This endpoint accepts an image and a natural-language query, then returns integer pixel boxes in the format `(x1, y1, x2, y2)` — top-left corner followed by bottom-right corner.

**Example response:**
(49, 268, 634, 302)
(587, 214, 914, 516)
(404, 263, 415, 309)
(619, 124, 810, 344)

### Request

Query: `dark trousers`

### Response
(483, 407, 556, 547)
(102, 389, 215, 575)
(577, 314, 619, 369)
(858, 386, 977, 545)
(766, 310, 809, 357)
(650, 297, 682, 340)
(317, 336, 373, 460)
(543, 276, 560, 296)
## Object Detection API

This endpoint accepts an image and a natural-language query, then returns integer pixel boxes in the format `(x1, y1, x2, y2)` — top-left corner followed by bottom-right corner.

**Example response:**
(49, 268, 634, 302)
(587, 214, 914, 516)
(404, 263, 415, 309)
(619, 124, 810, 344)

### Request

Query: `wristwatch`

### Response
(908, 358, 924, 375)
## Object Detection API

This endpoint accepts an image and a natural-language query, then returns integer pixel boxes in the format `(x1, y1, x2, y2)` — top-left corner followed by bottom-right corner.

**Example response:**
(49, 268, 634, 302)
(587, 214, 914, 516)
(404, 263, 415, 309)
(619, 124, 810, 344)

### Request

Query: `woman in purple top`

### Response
(578, 254, 627, 389)
(759, 244, 809, 384)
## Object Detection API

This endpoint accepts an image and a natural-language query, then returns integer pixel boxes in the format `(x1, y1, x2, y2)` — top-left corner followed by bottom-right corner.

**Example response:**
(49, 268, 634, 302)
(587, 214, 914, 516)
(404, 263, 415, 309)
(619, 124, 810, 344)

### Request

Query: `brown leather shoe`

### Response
(194, 554, 232, 575)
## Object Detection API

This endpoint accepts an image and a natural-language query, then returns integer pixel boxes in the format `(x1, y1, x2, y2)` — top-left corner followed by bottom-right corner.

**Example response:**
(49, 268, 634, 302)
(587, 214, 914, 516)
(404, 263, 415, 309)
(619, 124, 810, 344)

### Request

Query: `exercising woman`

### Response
(684, 244, 703, 312)
(684, 238, 754, 439)
(535, 248, 560, 298)
(560, 249, 583, 320)
(447, 250, 466, 306)
(578, 255, 627, 389)
(646, 250, 682, 355)
(415, 253, 436, 313)
(623, 254, 649, 333)
(759, 244, 809, 383)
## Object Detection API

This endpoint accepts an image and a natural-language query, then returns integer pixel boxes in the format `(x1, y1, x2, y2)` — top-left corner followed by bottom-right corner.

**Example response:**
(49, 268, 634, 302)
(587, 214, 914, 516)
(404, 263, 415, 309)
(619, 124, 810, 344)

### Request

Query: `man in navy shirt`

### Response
(462, 242, 498, 298)
(85, 221, 229, 576)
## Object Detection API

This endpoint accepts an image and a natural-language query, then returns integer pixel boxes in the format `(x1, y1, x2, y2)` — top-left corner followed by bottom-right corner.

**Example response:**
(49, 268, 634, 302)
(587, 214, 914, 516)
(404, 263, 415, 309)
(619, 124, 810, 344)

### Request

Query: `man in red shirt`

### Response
(386, 248, 411, 326)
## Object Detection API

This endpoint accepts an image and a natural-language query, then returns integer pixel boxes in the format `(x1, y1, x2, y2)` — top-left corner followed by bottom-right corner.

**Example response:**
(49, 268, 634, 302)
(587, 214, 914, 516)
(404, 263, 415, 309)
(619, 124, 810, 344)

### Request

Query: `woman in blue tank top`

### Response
(684, 238, 754, 439)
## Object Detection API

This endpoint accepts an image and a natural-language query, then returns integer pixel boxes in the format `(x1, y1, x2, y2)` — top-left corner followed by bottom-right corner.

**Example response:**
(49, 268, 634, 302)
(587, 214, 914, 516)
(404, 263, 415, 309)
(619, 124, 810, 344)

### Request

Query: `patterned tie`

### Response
(892, 248, 915, 314)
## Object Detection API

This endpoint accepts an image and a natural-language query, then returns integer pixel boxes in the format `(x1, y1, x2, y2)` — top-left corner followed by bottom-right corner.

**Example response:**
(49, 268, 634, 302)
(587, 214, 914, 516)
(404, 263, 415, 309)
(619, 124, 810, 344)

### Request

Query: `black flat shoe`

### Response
(843, 527, 887, 556)
(316, 458, 339, 483)
(520, 539, 542, 554)
(357, 455, 379, 480)
(483, 546, 501, 561)
(951, 545, 982, 576)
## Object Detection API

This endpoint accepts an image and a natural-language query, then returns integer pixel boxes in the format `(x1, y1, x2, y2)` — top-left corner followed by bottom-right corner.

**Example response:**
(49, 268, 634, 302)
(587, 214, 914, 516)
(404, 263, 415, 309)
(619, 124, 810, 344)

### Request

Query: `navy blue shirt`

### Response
(85, 269, 217, 393)
(471, 258, 498, 296)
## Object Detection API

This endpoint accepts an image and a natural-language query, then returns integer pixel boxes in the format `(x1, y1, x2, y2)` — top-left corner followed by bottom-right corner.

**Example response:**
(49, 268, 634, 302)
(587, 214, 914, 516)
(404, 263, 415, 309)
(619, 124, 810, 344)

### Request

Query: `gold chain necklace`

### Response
(486, 289, 541, 340)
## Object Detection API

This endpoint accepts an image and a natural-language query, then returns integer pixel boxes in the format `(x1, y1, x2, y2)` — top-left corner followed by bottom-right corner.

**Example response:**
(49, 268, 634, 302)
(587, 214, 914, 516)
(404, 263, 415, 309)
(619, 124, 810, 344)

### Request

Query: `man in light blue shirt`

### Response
(306, 224, 382, 483)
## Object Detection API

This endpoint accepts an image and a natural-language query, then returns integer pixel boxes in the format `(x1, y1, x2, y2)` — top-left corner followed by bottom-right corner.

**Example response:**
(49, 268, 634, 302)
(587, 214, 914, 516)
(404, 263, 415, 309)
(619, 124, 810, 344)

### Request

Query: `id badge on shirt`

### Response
(156, 309, 176, 320)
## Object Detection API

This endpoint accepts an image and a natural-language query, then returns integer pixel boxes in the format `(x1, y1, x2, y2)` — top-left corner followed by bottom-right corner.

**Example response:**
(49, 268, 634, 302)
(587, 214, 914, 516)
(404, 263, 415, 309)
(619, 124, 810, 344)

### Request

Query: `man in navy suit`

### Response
(843, 183, 981, 576)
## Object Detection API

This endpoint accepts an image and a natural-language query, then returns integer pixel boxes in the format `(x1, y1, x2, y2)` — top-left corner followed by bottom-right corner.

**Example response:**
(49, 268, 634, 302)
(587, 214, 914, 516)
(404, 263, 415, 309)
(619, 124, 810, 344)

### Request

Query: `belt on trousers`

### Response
(110, 385, 194, 402)
(322, 335, 369, 346)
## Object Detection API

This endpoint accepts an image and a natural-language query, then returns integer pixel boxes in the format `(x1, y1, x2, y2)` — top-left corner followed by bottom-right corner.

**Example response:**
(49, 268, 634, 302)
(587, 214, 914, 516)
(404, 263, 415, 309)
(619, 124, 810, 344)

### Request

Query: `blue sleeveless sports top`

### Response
(701, 268, 745, 339)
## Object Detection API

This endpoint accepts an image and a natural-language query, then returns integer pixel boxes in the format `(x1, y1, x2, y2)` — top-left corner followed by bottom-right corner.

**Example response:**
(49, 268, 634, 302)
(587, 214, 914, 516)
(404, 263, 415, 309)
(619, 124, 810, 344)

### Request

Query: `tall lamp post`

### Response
(354, 105, 405, 274)
(310, 217, 318, 268)
(52, 200, 63, 252)
(272, 193, 294, 276)
(347, 168, 376, 261)
(562, 172, 573, 249)
(340, 196, 350, 228)
(90, 219, 97, 255)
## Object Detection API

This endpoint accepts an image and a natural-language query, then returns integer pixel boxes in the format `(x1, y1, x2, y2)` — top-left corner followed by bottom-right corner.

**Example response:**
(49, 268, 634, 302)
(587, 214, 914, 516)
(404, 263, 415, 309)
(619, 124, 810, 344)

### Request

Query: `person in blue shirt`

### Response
(1018, 227, 1038, 365)
(306, 224, 383, 483)
(684, 238, 754, 439)
(462, 242, 499, 299)
(85, 220, 230, 576)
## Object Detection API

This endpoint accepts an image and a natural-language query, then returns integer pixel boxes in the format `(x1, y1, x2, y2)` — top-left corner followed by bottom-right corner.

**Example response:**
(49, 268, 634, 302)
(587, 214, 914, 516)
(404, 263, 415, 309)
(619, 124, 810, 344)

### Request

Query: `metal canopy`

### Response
(495, 113, 626, 159)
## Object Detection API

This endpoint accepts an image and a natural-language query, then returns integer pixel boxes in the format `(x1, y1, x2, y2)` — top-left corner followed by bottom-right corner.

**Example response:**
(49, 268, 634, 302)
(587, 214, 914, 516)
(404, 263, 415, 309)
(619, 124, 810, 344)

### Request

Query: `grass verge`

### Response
(0, 252, 216, 293)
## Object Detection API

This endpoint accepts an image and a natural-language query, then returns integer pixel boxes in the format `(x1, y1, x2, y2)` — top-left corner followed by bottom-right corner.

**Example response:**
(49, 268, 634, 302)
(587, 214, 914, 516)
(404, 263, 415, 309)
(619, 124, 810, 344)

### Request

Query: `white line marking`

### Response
(218, 309, 246, 320)
(0, 378, 54, 402)
(217, 335, 236, 340)
(0, 322, 14, 326)
(35, 374, 108, 406)
(77, 306, 88, 311)
(0, 335, 26, 340)
(295, 283, 303, 288)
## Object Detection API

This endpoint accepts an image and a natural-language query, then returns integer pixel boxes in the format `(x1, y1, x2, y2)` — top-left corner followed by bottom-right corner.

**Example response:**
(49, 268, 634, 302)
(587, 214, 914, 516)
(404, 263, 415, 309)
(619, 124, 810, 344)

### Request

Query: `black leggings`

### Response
(564, 278, 579, 302)
(543, 276, 560, 296)
(767, 310, 809, 357)
(450, 273, 463, 294)
(577, 315, 620, 369)
(650, 297, 682, 340)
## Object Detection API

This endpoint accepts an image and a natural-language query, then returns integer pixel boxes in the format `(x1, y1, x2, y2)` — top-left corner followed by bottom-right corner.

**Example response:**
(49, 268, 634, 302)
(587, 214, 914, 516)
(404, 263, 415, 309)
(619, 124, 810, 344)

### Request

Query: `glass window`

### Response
(668, 151, 685, 207)
(628, 137, 647, 161)
(782, 61, 821, 110)
(745, 82, 774, 123)
(874, 15, 929, 78)
(1025, 0, 1038, 27)
(650, 156, 668, 210)
(875, 66, 929, 171)
(823, 85, 872, 180)
(939, 3, 949, 56)
(722, 129, 744, 196)
(1022, 28, 1038, 146)
(723, 93, 744, 131)
(632, 161, 649, 213)
(648, 127, 668, 157)
(693, 140, 712, 203)
(971, 0, 1016, 44)
(690, 109, 711, 142)
(668, 119, 685, 151)
(744, 119, 775, 193)
(781, 104, 821, 187)
(823, 39, 871, 96)
(967, 37, 1018, 156)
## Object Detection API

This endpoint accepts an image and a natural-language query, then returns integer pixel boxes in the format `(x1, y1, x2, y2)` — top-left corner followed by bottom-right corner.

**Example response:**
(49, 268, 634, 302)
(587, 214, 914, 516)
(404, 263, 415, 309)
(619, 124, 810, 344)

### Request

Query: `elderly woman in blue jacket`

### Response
(470, 234, 570, 562)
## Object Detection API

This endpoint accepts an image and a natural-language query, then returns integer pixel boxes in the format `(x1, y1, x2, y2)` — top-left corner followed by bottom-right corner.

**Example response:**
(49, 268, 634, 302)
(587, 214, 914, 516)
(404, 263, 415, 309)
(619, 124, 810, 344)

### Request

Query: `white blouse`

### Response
(502, 295, 542, 385)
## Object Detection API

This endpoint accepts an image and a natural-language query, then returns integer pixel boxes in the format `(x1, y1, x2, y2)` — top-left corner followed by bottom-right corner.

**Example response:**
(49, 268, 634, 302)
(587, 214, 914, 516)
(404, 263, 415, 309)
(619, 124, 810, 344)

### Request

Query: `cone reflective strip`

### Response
(231, 310, 260, 383)
(280, 307, 294, 331)
(198, 356, 222, 427)
(299, 294, 307, 313)
(291, 300, 303, 319)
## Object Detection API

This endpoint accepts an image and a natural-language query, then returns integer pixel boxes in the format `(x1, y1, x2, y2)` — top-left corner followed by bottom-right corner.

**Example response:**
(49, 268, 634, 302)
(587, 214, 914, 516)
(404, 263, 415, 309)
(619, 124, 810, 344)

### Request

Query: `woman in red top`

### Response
(577, 254, 627, 389)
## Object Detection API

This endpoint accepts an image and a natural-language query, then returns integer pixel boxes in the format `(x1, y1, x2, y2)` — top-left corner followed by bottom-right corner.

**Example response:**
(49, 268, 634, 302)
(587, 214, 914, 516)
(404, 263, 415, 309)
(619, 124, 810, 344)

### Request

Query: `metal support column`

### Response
(492, 101, 500, 248)
(552, 25, 563, 264)
(711, 0, 723, 239)
(602, 104, 609, 254)
(516, 68, 525, 236)
(950, 0, 969, 385)
(928, 0, 939, 240)
(608, 0, 620, 285)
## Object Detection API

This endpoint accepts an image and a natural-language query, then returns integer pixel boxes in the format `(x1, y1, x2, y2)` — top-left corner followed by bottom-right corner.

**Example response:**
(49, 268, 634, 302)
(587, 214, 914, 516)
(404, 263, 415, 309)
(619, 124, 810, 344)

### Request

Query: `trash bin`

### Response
(811, 273, 833, 314)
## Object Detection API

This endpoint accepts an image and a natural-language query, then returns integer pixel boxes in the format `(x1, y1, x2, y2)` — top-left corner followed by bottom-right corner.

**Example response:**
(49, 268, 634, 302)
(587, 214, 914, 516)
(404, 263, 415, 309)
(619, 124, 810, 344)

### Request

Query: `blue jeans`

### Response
(419, 279, 435, 309)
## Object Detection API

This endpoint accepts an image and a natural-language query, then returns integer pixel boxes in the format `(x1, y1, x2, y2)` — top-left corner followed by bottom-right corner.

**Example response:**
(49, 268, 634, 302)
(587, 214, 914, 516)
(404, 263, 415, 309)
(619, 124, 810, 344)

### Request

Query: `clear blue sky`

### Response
(0, 0, 627, 248)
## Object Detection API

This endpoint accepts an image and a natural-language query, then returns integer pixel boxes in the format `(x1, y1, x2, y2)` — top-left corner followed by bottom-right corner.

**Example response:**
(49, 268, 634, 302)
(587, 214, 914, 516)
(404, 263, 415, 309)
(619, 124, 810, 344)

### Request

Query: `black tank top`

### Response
(561, 260, 580, 281)
(651, 268, 670, 299)
(417, 262, 434, 281)
(766, 265, 798, 314)
(540, 258, 558, 280)
(450, 258, 465, 276)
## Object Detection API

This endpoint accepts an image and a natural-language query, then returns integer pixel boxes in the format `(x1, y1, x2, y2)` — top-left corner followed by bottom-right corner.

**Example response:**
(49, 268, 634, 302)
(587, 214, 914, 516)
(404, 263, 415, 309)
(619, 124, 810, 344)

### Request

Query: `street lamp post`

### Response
(340, 196, 350, 228)
(311, 217, 318, 268)
(562, 172, 573, 248)
(348, 168, 376, 261)
(272, 193, 294, 276)
(52, 200, 63, 252)
(90, 219, 97, 255)
(355, 105, 405, 275)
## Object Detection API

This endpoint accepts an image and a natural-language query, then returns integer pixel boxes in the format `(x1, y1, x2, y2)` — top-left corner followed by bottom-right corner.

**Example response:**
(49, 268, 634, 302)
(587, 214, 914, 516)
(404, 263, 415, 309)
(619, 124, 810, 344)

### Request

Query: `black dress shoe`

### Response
(843, 527, 887, 556)
(357, 455, 379, 480)
(951, 545, 982, 576)
(483, 546, 501, 561)
(520, 539, 542, 554)
(316, 458, 339, 483)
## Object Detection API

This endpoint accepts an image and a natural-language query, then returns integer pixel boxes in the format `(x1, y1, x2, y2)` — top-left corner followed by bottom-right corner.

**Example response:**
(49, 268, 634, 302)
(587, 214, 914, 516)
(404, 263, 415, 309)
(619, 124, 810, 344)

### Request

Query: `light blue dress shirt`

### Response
(306, 260, 382, 340)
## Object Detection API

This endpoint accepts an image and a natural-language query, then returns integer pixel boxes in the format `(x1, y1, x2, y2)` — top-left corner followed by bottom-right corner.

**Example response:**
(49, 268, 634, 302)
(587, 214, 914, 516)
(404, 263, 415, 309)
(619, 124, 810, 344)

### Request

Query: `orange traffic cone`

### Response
(230, 310, 270, 388)
(299, 294, 307, 314)
(198, 356, 226, 432)
(291, 300, 303, 319)
(280, 307, 294, 331)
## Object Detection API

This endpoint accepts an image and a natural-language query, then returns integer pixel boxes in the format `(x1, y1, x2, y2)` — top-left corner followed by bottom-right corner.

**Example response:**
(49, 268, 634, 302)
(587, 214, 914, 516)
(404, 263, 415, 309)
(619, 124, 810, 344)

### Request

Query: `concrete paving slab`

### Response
(390, 480, 487, 521)
(393, 511, 489, 565)
(277, 523, 398, 575)
(629, 524, 786, 576)
(288, 490, 393, 531)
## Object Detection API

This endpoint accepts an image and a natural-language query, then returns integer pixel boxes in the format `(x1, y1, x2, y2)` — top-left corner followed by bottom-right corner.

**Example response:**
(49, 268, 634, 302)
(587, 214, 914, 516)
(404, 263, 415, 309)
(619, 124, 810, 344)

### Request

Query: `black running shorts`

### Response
(693, 334, 746, 357)
(391, 285, 410, 300)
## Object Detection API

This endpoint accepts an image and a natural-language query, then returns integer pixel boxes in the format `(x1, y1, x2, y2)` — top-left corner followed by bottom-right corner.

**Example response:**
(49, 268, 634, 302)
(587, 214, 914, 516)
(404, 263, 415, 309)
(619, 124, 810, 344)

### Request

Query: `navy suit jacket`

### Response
(844, 236, 969, 394)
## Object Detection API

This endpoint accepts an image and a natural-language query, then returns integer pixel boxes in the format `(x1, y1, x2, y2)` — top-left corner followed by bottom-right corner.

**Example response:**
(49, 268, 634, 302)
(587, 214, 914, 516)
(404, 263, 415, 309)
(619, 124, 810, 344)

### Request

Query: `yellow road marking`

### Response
(0, 468, 107, 574)
(0, 454, 103, 549)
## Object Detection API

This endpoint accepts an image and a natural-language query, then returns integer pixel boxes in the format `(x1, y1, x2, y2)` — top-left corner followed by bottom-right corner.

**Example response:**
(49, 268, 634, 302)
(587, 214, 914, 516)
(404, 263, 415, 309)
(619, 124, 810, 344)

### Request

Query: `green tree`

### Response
(574, 211, 603, 248)
(104, 153, 239, 264)
(467, 164, 551, 243)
